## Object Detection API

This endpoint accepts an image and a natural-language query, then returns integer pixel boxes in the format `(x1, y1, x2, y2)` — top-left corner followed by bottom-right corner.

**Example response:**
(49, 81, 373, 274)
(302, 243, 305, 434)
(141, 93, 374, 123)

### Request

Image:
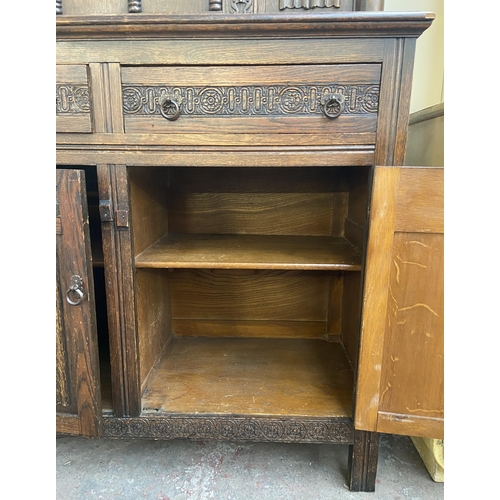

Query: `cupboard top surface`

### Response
(56, 11, 434, 39)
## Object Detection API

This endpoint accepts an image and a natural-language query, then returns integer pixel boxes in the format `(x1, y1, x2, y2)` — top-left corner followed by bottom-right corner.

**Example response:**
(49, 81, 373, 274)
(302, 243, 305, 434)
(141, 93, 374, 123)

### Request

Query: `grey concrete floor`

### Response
(56, 433, 443, 500)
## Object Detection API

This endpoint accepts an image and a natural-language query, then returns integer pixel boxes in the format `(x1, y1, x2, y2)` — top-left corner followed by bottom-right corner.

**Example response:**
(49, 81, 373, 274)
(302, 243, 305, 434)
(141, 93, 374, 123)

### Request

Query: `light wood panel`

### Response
(394, 167, 443, 233)
(377, 412, 444, 440)
(354, 166, 400, 431)
(377, 232, 443, 438)
(142, 337, 354, 417)
(355, 166, 444, 439)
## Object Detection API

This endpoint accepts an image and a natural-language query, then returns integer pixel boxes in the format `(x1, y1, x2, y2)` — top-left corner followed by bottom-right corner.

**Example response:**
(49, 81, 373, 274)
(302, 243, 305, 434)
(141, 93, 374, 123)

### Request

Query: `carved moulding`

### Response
(280, 0, 341, 9)
(122, 84, 379, 117)
(56, 85, 91, 114)
(103, 415, 354, 444)
(229, 0, 254, 13)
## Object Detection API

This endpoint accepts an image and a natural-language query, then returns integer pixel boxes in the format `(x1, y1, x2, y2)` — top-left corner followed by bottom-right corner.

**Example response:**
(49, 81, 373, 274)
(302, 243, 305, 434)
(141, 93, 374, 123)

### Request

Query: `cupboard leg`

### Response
(348, 430, 379, 492)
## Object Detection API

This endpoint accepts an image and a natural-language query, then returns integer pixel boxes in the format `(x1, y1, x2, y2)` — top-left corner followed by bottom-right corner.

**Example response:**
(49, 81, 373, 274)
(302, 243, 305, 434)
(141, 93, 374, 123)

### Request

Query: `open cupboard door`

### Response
(56, 169, 102, 436)
(355, 165, 444, 440)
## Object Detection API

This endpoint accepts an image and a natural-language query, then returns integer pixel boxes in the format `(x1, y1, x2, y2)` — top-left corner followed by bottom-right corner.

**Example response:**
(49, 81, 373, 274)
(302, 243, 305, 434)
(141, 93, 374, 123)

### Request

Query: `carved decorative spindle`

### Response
(209, 0, 223, 10)
(279, 0, 341, 9)
(56, 0, 62, 15)
(128, 0, 142, 13)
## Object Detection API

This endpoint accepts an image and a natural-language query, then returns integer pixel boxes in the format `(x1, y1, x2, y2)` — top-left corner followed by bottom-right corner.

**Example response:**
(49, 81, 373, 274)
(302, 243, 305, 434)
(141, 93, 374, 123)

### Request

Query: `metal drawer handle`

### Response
(66, 275, 84, 306)
(159, 97, 181, 121)
(322, 94, 345, 119)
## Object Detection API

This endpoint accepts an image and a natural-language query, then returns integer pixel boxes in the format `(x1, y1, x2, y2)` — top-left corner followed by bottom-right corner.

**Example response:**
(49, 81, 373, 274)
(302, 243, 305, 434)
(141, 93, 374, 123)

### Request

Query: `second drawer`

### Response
(121, 64, 381, 144)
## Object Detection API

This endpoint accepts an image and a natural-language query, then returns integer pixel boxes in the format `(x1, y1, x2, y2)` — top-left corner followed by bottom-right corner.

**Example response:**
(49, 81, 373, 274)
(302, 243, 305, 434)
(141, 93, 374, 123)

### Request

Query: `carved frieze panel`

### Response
(56, 85, 91, 114)
(280, 0, 341, 9)
(229, 0, 254, 13)
(122, 84, 379, 117)
(103, 415, 354, 443)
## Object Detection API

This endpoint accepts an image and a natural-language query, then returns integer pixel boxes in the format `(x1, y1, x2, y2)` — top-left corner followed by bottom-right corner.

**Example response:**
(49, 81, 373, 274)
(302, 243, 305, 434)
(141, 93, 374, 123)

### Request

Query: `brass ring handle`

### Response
(66, 275, 84, 306)
(159, 97, 181, 121)
(322, 94, 345, 119)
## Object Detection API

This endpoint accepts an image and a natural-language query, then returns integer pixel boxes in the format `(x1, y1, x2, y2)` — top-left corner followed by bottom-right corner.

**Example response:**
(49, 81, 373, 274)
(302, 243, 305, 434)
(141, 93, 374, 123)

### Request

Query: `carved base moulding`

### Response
(280, 0, 341, 9)
(103, 415, 354, 444)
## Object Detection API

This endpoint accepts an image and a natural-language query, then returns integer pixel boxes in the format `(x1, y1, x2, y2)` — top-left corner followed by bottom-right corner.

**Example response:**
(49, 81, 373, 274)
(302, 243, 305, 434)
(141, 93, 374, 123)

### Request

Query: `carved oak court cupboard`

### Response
(56, 1, 443, 492)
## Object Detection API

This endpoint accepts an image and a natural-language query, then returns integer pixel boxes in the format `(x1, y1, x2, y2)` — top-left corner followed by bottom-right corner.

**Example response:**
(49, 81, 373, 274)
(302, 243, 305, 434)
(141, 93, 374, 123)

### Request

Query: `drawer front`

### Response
(121, 64, 381, 143)
(56, 65, 92, 133)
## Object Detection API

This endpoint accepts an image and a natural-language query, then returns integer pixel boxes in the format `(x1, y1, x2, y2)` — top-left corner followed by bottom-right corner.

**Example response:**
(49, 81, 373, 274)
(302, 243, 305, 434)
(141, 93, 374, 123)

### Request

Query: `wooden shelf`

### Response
(135, 234, 362, 271)
(142, 337, 354, 418)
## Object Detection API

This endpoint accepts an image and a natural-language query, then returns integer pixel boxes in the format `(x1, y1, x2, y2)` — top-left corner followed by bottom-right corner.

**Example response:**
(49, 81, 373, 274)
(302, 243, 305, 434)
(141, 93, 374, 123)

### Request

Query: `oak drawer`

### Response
(121, 64, 381, 144)
(56, 65, 92, 133)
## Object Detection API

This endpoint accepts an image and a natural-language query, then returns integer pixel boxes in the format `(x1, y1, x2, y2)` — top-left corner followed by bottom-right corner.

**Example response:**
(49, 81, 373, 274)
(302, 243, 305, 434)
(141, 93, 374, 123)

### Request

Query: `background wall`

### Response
(384, 0, 444, 114)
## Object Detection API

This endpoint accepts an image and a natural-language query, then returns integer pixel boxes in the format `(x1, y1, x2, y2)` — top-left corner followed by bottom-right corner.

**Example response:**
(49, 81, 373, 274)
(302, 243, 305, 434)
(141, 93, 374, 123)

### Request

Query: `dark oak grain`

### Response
(56, 8, 435, 492)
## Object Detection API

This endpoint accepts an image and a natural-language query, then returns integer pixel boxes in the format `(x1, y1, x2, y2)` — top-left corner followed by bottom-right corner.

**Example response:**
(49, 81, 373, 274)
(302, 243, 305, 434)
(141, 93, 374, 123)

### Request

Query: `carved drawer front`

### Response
(56, 65, 92, 133)
(121, 64, 381, 144)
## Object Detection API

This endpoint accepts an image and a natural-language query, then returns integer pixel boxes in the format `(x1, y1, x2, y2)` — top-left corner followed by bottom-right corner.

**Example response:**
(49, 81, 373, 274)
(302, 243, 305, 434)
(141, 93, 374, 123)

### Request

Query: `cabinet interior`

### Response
(130, 165, 371, 419)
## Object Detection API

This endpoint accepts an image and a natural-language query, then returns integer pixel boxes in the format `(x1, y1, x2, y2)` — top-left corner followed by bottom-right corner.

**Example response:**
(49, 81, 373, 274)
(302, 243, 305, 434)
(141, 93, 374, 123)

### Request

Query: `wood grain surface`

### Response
(142, 337, 354, 417)
(135, 234, 362, 270)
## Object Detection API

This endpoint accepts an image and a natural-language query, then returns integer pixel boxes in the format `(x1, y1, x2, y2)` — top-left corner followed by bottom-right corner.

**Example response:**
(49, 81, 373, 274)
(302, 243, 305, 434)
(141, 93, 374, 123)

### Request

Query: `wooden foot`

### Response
(348, 430, 379, 492)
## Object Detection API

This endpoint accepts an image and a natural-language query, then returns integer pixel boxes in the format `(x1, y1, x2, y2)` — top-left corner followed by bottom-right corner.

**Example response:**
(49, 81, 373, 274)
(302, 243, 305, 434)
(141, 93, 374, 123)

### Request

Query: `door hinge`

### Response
(99, 200, 113, 222)
(116, 209, 130, 229)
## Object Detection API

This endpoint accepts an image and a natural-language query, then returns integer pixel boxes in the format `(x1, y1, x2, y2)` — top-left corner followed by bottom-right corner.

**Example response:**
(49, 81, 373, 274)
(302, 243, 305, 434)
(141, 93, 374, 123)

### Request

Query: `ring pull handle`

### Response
(66, 275, 84, 306)
(322, 93, 345, 119)
(159, 96, 182, 121)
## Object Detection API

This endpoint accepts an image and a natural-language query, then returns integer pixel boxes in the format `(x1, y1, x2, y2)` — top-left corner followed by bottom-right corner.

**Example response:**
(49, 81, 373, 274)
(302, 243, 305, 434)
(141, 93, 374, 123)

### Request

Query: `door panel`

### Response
(355, 166, 443, 439)
(56, 169, 102, 437)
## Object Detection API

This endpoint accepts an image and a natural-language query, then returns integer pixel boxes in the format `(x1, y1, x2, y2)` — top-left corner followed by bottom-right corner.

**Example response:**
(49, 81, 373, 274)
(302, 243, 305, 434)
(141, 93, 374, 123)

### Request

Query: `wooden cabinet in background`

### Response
(56, 6, 441, 492)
